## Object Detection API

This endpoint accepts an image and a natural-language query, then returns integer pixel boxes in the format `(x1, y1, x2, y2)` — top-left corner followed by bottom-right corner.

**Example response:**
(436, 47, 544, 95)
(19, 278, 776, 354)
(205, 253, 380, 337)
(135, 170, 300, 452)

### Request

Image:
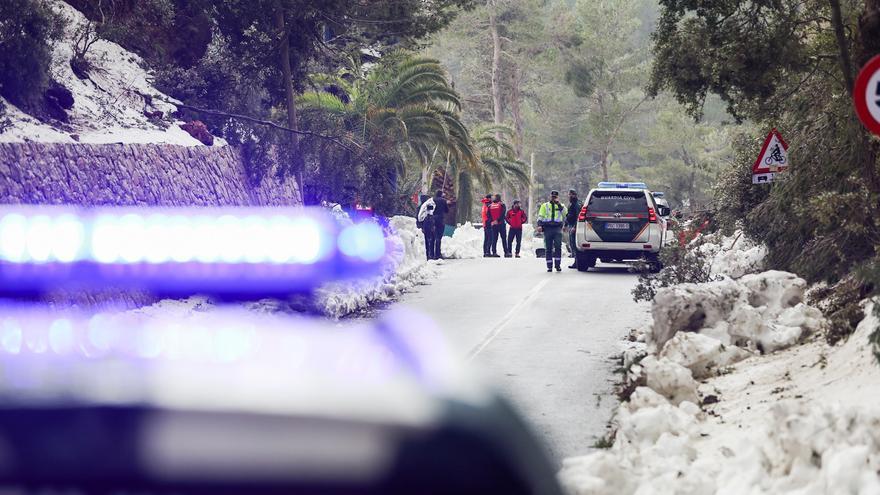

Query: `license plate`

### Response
(605, 222, 629, 230)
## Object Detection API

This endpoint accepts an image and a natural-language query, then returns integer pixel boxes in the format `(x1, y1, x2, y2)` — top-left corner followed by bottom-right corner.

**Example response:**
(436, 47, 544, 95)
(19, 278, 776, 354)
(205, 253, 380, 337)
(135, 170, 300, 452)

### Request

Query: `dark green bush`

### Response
(632, 231, 720, 303)
(0, 0, 64, 112)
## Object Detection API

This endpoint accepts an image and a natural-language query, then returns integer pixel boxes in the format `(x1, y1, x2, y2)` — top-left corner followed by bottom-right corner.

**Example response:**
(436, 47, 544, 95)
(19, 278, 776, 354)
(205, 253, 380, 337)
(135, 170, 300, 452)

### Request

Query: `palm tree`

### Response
(299, 54, 478, 190)
(444, 124, 530, 224)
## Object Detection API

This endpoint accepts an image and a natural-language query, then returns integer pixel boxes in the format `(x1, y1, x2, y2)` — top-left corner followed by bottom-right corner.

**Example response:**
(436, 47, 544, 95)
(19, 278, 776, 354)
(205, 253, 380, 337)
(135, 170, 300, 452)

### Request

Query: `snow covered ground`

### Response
(0, 1, 216, 146)
(559, 232, 880, 494)
(314, 216, 438, 319)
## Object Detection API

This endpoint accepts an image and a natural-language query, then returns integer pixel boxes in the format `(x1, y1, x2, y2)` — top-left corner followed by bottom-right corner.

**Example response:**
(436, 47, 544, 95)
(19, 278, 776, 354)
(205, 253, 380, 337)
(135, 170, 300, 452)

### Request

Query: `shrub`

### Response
(632, 231, 720, 303)
(0, 0, 65, 111)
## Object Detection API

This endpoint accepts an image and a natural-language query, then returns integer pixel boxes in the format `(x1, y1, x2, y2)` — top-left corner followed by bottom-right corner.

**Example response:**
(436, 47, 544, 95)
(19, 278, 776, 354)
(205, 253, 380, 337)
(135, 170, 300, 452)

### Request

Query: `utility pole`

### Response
(528, 152, 535, 224)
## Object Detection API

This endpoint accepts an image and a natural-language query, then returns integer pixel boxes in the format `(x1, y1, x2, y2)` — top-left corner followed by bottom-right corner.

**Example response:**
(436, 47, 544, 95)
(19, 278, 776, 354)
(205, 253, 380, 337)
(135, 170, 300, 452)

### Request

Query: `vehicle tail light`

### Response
(644, 245, 653, 249)
(578, 205, 588, 222)
(648, 207, 657, 223)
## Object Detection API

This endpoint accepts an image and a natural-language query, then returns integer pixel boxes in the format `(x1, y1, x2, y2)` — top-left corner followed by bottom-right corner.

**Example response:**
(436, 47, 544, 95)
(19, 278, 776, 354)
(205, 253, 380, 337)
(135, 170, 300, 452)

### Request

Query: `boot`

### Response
(555, 263, 562, 272)
(515, 253, 521, 258)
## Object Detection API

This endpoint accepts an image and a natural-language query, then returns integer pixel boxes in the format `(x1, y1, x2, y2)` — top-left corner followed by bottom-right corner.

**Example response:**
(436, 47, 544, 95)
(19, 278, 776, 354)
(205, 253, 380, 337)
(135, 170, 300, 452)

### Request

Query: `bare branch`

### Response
(168, 100, 363, 154)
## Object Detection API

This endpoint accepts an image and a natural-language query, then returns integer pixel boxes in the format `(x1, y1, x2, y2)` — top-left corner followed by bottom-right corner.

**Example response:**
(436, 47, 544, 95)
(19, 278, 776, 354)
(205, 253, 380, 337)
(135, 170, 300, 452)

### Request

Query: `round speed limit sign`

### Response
(854, 54, 880, 136)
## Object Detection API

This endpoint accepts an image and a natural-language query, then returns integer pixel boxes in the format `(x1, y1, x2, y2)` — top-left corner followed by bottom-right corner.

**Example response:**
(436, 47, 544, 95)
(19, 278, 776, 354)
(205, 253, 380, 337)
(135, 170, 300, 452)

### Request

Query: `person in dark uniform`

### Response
(565, 189, 582, 269)
(432, 189, 449, 260)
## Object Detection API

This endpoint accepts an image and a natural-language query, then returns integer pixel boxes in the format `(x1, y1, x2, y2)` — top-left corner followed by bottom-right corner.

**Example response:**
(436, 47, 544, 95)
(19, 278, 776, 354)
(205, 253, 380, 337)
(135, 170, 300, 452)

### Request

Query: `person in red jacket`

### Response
(486, 194, 508, 257)
(505, 200, 528, 258)
(481, 194, 493, 257)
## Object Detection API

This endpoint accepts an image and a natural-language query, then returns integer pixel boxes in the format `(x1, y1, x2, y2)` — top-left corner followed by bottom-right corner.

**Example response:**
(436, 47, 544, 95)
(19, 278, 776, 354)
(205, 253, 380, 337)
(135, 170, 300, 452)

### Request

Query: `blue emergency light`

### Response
(652, 191, 666, 198)
(596, 181, 648, 190)
(0, 205, 388, 297)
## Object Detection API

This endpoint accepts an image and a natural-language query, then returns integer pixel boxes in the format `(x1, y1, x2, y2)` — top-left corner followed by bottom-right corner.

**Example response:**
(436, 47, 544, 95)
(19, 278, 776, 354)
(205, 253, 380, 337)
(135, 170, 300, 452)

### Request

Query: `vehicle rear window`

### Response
(587, 191, 648, 213)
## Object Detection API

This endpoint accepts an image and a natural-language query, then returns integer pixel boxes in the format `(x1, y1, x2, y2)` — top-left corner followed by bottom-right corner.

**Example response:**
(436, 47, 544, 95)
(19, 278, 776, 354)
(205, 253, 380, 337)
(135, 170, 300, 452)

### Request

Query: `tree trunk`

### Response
(599, 149, 610, 182)
(510, 65, 524, 159)
(489, 7, 503, 132)
(528, 152, 535, 222)
(829, 0, 856, 95)
(489, 5, 507, 199)
(273, 2, 304, 201)
(510, 64, 525, 201)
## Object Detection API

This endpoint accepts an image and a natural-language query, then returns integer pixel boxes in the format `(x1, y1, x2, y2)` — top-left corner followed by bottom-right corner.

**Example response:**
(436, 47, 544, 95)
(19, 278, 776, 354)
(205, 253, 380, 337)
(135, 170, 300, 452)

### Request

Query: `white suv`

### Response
(574, 182, 669, 272)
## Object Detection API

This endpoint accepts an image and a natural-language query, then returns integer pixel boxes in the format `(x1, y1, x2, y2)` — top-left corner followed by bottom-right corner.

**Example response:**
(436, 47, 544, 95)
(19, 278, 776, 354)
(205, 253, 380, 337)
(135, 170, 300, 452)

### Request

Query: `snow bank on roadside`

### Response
(314, 216, 437, 319)
(651, 270, 823, 355)
(0, 0, 217, 147)
(441, 222, 483, 259)
(441, 222, 538, 259)
(560, 282, 880, 495)
(560, 301, 880, 495)
(696, 230, 767, 279)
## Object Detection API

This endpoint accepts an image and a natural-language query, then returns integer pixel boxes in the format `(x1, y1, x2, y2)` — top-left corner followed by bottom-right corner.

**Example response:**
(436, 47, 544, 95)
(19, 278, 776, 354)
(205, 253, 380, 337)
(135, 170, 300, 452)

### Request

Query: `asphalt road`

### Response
(387, 256, 651, 465)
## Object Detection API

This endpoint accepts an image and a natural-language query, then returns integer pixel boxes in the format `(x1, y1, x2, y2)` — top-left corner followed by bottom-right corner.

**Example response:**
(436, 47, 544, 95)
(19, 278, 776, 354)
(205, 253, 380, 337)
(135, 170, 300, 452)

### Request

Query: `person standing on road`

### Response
(486, 194, 508, 257)
(537, 190, 567, 272)
(565, 189, 582, 269)
(481, 194, 492, 258)
(417, 194, 437, 260)
(432, 189, 448, 259)
(506, 200, 528, 258)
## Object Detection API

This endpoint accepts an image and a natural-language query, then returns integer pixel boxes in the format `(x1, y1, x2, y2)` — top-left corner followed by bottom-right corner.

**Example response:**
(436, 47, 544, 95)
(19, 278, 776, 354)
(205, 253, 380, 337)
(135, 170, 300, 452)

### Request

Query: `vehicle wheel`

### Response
(576, 251, 595, 272)
(646, 254, 662, 273)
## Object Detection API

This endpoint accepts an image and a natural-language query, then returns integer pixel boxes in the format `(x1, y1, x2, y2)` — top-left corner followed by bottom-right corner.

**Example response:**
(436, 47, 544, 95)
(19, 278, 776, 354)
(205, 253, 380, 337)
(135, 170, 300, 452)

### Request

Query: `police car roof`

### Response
(594, 182, 650, 191)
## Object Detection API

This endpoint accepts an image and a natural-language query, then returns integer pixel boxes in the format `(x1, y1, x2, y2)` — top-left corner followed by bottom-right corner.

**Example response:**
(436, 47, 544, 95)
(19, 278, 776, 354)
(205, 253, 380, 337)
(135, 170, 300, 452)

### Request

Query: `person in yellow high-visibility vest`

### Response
(536, 190, 567, 272)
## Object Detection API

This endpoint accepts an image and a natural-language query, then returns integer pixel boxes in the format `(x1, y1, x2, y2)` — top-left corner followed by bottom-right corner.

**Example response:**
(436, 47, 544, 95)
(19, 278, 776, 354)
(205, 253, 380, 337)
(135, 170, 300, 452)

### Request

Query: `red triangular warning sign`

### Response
(752, 129, 789, 184)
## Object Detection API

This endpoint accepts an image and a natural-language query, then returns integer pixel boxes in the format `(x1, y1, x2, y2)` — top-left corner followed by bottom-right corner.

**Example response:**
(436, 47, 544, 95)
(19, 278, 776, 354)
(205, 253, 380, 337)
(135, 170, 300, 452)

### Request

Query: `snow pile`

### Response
(561, 390, 880, 494)
(441, 222, 539, 259)
(696, 230, 767, 279)
(651, 270, 824, 355)
(0, 1, 215, 146)
(315, 216, 436, 319)
(441, 222, 483, 259)
(560, 291, 880, 494)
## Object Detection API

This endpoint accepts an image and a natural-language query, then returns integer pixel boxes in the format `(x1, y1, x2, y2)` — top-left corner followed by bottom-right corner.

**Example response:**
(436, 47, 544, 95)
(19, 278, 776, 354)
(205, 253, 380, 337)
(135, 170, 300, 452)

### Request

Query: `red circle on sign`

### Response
(854, 54, 880, 136)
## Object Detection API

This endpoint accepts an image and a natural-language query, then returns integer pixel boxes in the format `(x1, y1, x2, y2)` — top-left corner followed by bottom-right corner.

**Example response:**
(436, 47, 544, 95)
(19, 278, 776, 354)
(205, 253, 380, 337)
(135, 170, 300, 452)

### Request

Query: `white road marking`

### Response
(466, 277, 552, 361)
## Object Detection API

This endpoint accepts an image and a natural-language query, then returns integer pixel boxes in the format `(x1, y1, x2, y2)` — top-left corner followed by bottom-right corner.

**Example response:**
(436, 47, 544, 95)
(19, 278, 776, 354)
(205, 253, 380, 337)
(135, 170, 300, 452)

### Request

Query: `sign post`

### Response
(752, 128, 789, 184)
(854, 54, 880, 137)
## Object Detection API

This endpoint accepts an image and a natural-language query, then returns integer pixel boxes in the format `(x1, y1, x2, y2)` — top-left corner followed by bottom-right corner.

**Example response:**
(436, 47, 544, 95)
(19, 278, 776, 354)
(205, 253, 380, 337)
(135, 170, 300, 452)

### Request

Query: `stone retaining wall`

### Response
(0, 142, 301, 308)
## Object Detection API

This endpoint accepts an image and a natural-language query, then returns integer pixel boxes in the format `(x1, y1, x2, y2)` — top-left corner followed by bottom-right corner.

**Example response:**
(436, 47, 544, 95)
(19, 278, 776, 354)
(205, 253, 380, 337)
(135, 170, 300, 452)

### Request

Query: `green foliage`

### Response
(0, 0, 64, 111)
(652, 0, 880, 284)
(632, 234, 720, 303)
(650, 0, 812, 120)
(298, 54, 474, 212)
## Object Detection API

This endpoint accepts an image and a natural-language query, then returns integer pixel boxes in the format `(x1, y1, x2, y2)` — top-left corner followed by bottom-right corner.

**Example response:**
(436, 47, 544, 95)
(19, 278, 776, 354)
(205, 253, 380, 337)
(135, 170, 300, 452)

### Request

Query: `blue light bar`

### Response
(597, 182, 648, 190)
(652, 191, 665, 198)
(0, 206, 388, 297)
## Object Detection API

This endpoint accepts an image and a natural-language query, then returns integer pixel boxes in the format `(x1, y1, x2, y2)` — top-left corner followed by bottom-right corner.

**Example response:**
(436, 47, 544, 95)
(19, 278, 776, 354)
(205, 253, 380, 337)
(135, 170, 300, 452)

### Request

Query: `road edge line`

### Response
(466, 277, 552, 361)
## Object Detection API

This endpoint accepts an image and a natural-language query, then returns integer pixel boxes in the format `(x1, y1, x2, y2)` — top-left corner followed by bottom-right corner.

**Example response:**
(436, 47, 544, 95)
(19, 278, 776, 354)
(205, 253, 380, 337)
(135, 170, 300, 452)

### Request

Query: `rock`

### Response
(44, 82, 75, 123)
(46, 82, 75, 110)
(180, 120, 214, 146)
